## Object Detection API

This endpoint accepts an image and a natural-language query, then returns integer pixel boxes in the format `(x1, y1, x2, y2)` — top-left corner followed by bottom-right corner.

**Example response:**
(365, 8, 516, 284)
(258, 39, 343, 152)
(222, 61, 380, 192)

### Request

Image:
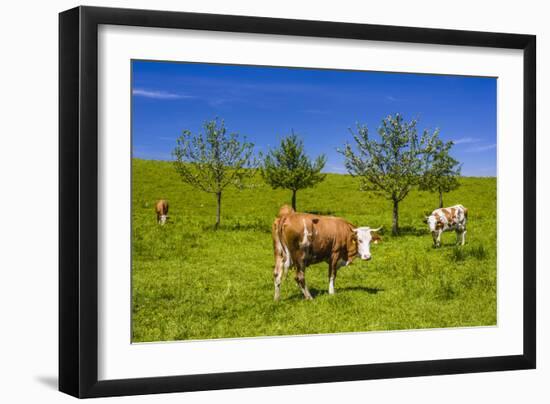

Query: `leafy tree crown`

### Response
(172, 118, 256, 194)
(338, 113, 435, 202)
(260, 132, 327, 192)
(419, 137, 462, 193)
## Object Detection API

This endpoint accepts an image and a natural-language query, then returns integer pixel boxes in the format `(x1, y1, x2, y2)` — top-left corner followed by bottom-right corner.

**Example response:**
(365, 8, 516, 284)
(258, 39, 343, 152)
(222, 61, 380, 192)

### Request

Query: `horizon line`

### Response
(131, 157, 496, 178)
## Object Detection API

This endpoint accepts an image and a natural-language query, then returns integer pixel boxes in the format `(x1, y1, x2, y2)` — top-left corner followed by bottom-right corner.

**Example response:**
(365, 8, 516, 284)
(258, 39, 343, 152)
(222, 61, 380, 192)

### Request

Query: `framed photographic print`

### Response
(59, 6, 536, 398)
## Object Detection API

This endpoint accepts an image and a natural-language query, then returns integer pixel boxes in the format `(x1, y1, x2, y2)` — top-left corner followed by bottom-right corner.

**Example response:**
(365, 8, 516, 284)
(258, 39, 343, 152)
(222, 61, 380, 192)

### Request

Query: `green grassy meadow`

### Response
(132, 158, 497, 342)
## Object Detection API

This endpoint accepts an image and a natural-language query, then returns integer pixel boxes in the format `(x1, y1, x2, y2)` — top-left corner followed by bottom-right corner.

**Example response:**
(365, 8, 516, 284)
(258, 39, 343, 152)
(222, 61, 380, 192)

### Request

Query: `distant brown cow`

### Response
(155, 200, 169, 225)
(272, 208, 381, 300)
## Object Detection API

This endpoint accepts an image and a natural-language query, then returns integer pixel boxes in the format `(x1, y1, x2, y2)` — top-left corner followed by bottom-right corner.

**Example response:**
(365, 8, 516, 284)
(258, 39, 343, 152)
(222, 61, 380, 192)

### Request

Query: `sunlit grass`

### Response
(132, 158, 497, 342)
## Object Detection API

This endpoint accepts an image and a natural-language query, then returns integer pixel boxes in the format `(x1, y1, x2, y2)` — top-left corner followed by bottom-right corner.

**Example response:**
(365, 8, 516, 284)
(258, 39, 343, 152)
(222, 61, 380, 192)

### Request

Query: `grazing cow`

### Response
(272, 208, 381, 300)
(155, 200, 169, 225)
(426, 204, 468, 247)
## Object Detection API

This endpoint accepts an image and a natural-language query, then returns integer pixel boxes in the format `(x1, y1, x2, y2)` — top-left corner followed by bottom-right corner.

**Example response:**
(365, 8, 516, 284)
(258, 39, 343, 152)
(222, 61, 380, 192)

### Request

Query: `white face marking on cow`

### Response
(354, 227, 374, 261)
(159, 215, 167, 225)
(427, 215, 437, 232)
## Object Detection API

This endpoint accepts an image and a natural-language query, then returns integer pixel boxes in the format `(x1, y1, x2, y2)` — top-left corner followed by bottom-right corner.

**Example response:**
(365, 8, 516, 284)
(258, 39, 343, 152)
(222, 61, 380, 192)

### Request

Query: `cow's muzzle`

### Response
(361, 254, 372, 261)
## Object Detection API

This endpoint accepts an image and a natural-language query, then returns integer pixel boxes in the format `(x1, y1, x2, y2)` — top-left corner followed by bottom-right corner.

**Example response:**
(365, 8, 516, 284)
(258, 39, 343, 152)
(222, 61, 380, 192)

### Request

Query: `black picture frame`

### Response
(59, 5, 536, 398)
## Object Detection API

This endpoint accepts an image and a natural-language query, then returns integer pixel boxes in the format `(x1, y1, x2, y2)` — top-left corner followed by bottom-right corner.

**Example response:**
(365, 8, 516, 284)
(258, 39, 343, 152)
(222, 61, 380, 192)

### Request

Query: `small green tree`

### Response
(420, 137, 462, 208)
(261, 132, 326, 211)
(339, 114, 434, 235)
(172, 119, 255, 229)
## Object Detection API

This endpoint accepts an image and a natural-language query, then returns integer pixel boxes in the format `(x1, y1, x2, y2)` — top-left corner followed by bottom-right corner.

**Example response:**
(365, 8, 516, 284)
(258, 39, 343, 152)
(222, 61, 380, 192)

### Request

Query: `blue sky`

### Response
(132, 60, 497, 176)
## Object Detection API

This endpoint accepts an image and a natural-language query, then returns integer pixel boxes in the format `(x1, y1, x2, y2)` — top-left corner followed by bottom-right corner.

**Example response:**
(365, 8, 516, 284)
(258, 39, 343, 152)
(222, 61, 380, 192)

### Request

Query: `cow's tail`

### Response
(273, 217, 292, 276)
(280, 218, 293, 275)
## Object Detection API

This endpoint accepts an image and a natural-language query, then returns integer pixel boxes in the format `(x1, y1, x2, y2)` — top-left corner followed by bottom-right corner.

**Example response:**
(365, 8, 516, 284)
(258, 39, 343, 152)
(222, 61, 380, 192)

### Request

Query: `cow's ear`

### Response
(371, 232, 381, 244)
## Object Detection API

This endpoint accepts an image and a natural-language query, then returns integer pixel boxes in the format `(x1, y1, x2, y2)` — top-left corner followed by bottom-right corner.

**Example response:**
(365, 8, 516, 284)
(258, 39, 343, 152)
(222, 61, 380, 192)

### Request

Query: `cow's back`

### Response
(310, 215, 354, 256)
(431, 204, 467, 229)
(156, 199, 169, 214)
(278, 213, 315, 249)
(279, 213, 354, 263)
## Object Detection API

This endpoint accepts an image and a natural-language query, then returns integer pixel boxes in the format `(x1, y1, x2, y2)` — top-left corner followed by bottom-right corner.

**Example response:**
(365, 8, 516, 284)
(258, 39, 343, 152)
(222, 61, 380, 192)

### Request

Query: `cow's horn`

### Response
(371, 226, 382, 232)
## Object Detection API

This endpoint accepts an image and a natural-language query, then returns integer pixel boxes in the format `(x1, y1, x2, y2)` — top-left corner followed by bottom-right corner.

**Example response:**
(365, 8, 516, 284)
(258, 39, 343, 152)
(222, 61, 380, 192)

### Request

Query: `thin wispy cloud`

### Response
(385, 95, 398, 102)
(452, 137, 481, 145)
(466, 143, 496, 152)
(133, 88, 194, 100)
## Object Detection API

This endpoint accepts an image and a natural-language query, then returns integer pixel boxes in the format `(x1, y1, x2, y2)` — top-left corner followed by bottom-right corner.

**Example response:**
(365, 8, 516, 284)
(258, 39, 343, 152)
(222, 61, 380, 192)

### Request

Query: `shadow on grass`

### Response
(285, 286, 384, 301)
(304, 210, 336, 216)
(201, 222, 271, 233)
(433, 242, 467, 249)
(393, 226, 430, 237)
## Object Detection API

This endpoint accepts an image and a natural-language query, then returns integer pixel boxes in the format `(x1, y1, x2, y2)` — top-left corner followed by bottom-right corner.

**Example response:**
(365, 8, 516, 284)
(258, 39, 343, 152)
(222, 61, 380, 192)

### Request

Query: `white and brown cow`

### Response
(426, 204, 468, 247)
(272, 205, 381, 300)
(155, 199, 169, 225)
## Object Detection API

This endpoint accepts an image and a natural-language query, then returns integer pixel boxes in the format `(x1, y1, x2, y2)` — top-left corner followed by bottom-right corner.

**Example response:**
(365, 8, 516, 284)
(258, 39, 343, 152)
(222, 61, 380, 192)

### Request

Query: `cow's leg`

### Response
(432, 230, 442, 247)
(295, 267, 312, 300)
(273, 257, 284, 301)
(455, 224, 466, 246)
(328, 257, 341, 295)
(328, 272, 336, 295)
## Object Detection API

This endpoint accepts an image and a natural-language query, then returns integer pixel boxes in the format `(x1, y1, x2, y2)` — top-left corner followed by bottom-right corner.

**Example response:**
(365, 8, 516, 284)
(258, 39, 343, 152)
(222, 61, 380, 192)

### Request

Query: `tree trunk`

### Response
(392, 199, 399, 235)
(215, 191, 222, 229)
(291, 190, 297, 211)
(439, 187, 443, 208)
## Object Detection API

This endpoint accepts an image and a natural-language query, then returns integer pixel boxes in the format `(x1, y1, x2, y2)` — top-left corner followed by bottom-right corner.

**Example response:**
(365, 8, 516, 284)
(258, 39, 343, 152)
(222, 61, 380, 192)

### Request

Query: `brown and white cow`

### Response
(155, 200, 169, 225)
(272, 205, 381, 300)
(426, 204, 468, 247)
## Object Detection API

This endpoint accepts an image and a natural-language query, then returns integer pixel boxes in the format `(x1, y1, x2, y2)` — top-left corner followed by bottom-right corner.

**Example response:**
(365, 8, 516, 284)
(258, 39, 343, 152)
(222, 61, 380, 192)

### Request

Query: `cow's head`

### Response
(426, 215, 437, 232)
(427, 214, 445, 232)
(159, 215, 168, 225)
(354, 226, 382, 261)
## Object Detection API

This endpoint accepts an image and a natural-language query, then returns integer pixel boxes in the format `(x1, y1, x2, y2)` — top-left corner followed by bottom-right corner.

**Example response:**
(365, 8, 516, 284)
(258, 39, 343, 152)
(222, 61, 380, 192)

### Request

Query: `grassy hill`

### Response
(132, 158, 497, 342)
